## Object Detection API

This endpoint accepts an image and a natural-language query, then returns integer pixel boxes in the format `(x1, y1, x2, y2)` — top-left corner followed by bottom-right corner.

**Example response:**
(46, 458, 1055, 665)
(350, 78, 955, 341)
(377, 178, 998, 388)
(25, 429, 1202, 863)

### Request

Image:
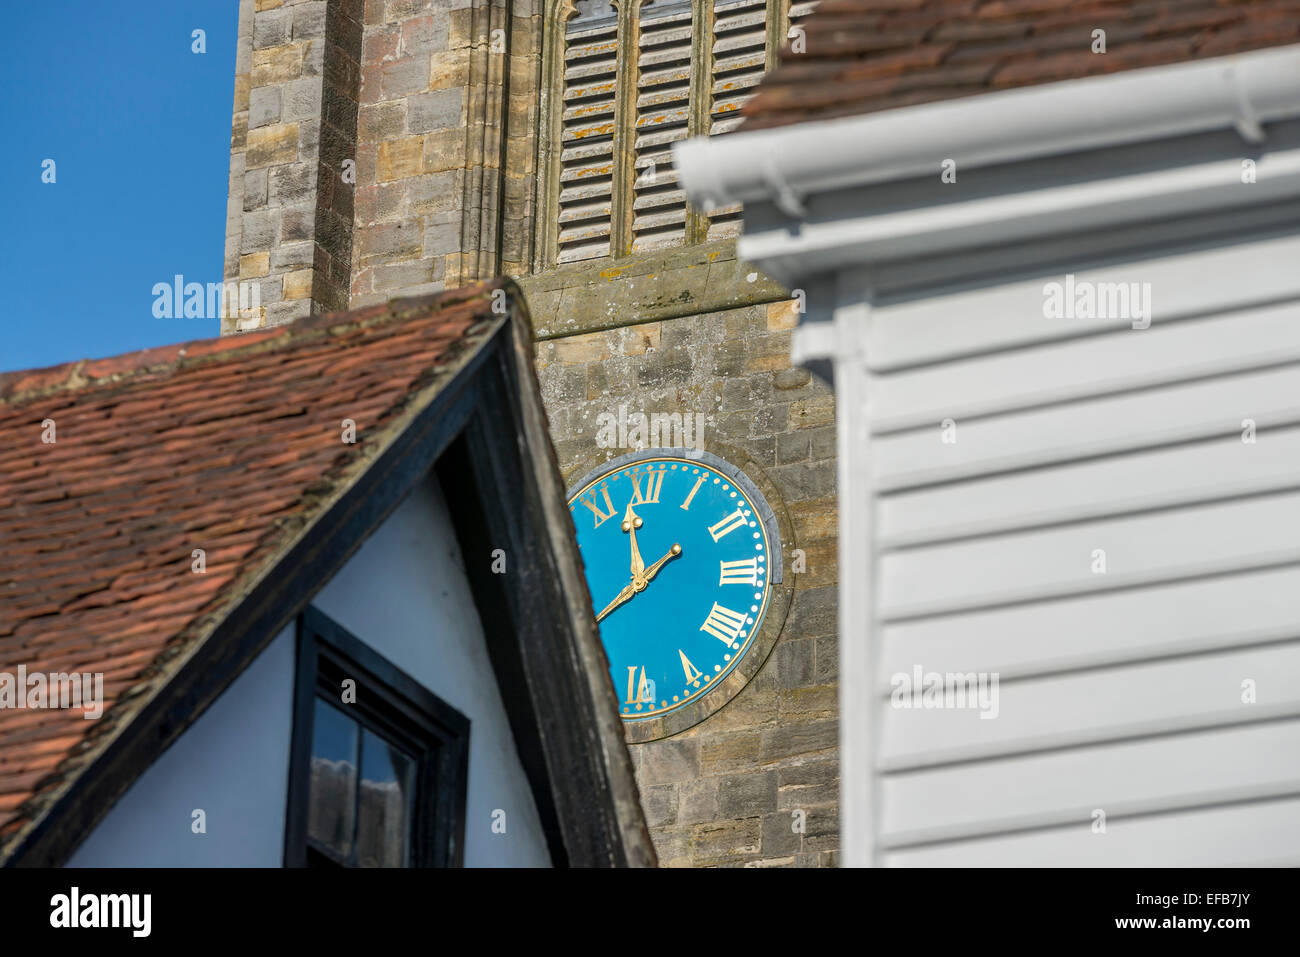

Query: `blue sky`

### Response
(0, 1, 237, 373)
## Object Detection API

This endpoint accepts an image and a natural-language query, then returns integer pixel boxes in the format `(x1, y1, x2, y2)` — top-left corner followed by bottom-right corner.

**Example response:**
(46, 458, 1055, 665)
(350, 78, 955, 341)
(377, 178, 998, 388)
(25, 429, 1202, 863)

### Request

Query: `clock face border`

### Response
(566, 446, 793, 743)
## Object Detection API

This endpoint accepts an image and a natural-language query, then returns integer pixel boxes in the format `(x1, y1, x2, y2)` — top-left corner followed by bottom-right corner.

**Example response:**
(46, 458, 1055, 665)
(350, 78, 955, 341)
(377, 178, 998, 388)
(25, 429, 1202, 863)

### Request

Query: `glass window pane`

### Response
(307, 698, 359, 862)
(355, 728, 415, 867)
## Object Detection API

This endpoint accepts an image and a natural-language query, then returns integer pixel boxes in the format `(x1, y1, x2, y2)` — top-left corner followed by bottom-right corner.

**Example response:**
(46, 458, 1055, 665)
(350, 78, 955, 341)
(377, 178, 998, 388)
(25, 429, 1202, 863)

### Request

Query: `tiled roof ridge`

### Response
(0, 281, 505, 407)
(740, 0, 1300, 131)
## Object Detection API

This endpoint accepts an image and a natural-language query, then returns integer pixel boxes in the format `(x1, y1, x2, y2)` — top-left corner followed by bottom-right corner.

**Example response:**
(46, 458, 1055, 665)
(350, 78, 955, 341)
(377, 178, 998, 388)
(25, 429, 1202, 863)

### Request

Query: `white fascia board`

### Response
(741, 145, 1300, 287)
(673, 45, 1300, 215)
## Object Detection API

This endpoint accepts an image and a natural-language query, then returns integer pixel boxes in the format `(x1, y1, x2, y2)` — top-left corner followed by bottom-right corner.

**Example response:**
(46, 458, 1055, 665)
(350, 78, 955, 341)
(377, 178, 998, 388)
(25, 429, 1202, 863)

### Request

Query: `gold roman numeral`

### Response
(624, 665, 652, 704)
(679, 650, 703, 684)
(629, 468, 664, 505)
(680, 475, 705, 511)
(707, 508, 748, 542)
(700, 602, 748, 644)
(581, 486, 617, 528)
(718, 558, 760, 586)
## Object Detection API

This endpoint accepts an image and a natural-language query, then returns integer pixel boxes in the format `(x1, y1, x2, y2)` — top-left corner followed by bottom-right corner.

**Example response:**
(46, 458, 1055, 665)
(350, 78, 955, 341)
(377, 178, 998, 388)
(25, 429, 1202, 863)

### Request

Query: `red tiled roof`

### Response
(743, 0, 1300, 130)
(0, 285, 509, 847)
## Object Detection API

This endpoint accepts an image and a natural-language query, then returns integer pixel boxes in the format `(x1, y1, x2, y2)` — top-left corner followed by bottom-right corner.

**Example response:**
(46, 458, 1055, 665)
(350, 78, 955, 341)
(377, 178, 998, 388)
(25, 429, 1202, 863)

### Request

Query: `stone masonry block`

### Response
(239, 252, 270, 279)
(421, 127, 463, 173)
(245, 122, 301, 168)
(635, 738, 700, 787)
(282, 268, 313, 300)
(268, 161, 315, 206)
(372, 259, 436, 292)
(292, 1, 328, 40)
(407, 88, 462, 133)
(243, 168, 269, 211)
(358, 221, 422, 262)
(399, 10, 450, 52)
(240, 209, 280, 253)
(248, 86, 282, 129)
(377, 135, 423, 181)
(360, 100, 407, 141)
(422, 211, 463, 257)
(698, 732, 761, 777)
(251, 43, 304, 86)
(406, 170, 459, 214)
(768, 298, 799, 330)
(253, 9, 292, 50)
(380, 53, 431, 100)
(718, 771, 777, 818)
(281, 77, 323, 122)
(280, 204, 315, 243)
(429, 49, 470, 92)
(271, 241, 315, 270)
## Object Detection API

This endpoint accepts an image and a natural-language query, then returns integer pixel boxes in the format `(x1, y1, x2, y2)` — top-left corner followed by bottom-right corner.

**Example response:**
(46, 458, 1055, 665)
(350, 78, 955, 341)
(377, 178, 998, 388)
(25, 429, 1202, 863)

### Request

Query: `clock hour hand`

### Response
(596, 581, 637, 623)
(622, 503, 645, 580)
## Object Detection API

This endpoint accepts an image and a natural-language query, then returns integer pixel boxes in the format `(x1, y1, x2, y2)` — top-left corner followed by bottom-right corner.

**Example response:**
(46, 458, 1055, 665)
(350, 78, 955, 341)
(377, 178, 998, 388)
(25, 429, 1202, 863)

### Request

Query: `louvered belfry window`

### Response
(547, 0, 817, 266)
(631, 2, 693, 252)
(558, 2, 620, 263)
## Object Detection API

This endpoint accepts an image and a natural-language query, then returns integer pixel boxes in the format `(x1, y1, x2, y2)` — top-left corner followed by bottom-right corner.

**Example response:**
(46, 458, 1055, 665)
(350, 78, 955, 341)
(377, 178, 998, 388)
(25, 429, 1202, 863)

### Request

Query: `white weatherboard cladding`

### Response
(885, 795, 1300, 868)
(670, 34, 1300, 867)
(863, 231, 1300, 372)
(848, 227, 1300, 866)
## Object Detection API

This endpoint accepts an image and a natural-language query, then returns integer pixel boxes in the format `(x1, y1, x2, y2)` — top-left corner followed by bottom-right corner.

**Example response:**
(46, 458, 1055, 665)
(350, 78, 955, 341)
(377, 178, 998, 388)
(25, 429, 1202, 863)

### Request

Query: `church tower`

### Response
(222, 0, 837, 867)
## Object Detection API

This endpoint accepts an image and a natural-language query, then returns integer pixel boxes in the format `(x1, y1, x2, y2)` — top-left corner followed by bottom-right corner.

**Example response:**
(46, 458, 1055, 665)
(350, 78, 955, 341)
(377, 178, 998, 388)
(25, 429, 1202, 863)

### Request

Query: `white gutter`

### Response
(674, 44, 1300, 217)
(740, 145, 1300, 286)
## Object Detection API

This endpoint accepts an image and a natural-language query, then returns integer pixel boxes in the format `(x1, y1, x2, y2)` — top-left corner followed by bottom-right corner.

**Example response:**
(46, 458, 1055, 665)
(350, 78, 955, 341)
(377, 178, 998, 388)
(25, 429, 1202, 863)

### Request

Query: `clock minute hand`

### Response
(595, 543, 681, 623)
(639, 544, 682, 587)
(596, 581, 637, 623)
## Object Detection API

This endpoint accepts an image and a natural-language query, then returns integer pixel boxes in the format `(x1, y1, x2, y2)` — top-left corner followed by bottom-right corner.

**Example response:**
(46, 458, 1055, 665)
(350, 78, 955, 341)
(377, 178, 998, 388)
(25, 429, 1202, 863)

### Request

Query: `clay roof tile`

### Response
(0, 283, 511, 844)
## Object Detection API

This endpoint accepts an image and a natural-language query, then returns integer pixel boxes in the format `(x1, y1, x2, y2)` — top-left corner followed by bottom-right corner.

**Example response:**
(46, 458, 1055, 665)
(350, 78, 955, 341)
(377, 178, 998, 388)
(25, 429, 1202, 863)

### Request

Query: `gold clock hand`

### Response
(622, 503, 645, 579)
(596, 581, 637, 623)
(639, 544, 682, 587)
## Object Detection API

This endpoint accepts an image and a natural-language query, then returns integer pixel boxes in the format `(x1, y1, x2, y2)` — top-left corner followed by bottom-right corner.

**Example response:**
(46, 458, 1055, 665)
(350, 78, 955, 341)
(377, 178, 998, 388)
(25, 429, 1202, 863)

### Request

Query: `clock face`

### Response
(566, 452, 777, 724)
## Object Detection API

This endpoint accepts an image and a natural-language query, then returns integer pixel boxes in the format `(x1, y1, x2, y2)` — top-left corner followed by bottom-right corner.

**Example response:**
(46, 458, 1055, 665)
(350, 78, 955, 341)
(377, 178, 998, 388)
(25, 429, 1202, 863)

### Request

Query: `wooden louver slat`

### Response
(631, 4, 695, 253)
(552, 1, 821, 263)
(558, 18, 620, 263)
(705, 0, 769, 240)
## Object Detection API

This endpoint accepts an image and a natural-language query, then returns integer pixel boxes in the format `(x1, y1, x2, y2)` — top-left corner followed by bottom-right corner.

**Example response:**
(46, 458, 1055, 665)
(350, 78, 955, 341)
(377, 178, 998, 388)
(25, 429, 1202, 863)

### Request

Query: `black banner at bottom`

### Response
(0, 866, 1289, 944)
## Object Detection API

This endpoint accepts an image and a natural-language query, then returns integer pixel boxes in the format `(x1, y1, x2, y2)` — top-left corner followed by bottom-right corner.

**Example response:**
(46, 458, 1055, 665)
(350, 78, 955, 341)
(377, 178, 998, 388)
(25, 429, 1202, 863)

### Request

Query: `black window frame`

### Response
(284, 606, 470, 868)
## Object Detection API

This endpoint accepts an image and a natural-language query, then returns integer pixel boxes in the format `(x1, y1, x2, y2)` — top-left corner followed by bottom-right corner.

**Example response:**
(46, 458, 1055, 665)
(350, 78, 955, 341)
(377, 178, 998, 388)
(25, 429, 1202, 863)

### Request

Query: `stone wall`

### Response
(222, 0, 363, 332)
(349, 0, 534, 304)
(220, 0, 841, 867)
(528, 246, 840, 866)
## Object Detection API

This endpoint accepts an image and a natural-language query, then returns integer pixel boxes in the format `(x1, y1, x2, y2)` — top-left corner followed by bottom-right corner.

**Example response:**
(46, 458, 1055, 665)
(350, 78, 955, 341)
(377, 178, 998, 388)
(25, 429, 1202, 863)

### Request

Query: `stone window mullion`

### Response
(768, 0, 788, 71)
(684, 0, 715, 245)
(610, 0, 641, 257)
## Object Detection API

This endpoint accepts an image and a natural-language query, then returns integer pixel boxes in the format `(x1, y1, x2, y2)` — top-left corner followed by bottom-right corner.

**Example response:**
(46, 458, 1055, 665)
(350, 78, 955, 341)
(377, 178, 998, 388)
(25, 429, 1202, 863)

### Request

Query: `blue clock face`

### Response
(567, 454, 774, 721)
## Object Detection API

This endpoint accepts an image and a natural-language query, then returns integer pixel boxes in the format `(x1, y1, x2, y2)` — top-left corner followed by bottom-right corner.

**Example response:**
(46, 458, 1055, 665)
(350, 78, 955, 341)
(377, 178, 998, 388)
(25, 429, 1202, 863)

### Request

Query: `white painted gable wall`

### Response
(70, 474, 551, 867)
